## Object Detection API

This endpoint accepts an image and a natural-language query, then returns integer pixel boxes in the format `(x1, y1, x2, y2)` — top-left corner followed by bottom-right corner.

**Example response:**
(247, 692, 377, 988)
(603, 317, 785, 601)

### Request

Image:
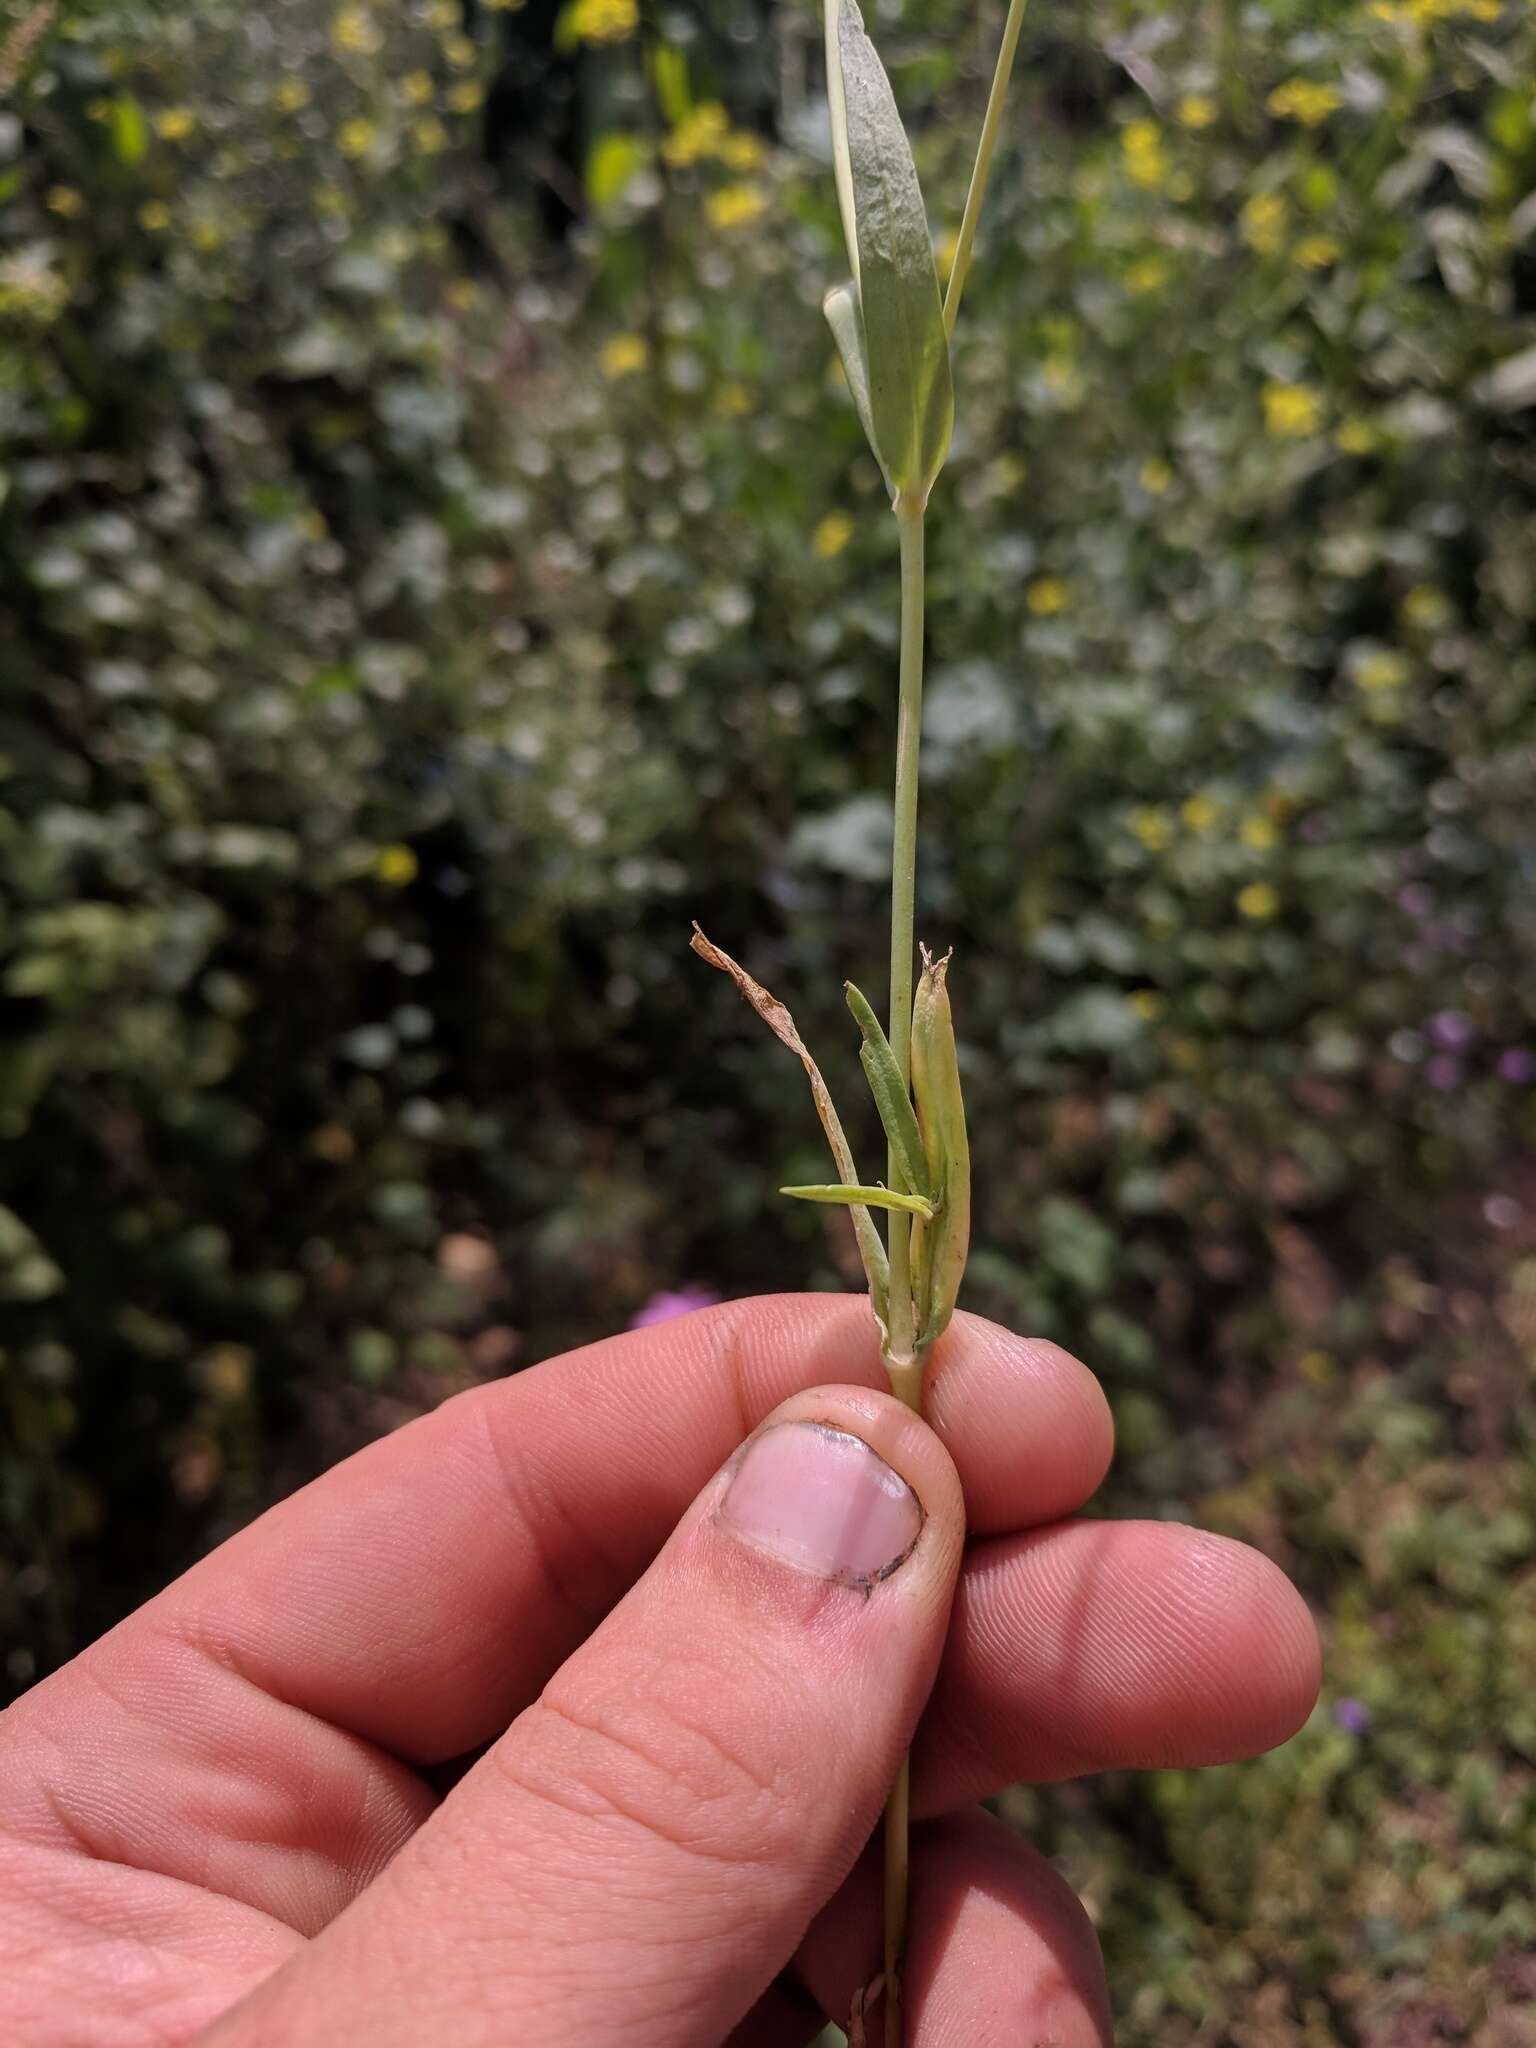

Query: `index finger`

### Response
(77, 1296, 1114, 1764)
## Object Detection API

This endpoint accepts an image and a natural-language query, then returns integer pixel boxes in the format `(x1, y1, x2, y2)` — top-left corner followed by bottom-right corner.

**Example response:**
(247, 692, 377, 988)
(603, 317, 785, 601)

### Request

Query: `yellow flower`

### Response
(139, 200, 171, 231)
(1262, 380, 1324, 438)
(662, 102, 729, 168)
(1403, 585, 1450, 629)
(1237, 882, 1280, 920)
(813, 511, 854, 559)
(331, 6, 383, 55)
(201, 1344, 254, 1403)
(1372, 0, 1500, 18)
(1026, 577, 1070, 616)
(1177, 94, 1217, 129)
(599, 332, 650, 379)
(1140, 458, 1173, 496)
(564, 0, 637, 46)
(443, 32, 477, 68)
(275, 77, 311, 112)
(705, 181, 766, 230)
(155, 107, 195, 140)
(1240, 814, 1279, 851)
(1241, 191, 1290, 256)
(1298, 1348, 1336, 1386)
(1042, 353, 1083, 403)
(1293, 233, 1341, 269)
(449, 80, 483, 113)
(46, 186, 83, 216)
(1354, 650, 1409, 691)
(719, 131, 765, 172)
(1181, 793, 1219, 833)
(1267, 79, 1342, 127)
(425, 0, 458, 23)
(1122, 119, 1168, 190)
(401, 70, 435, 105)
(446, 278, 480, 312)
(373, 844, 419, 887)
(1129, 989, 1165, 1021)
(1125, 255, 1169, 294)
(338, 117, 378, 159)
(190, 218, 223, 252)
(1129, 806, 1173, 851)
(714, 381, 754, 418)
(412, 117, 448, 154)
(1335, 417, 1379, 455)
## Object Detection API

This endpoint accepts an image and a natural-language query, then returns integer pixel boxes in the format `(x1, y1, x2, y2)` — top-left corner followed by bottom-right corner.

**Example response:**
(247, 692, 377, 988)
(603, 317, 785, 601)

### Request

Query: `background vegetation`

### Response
(3, 0, 1534, 2037)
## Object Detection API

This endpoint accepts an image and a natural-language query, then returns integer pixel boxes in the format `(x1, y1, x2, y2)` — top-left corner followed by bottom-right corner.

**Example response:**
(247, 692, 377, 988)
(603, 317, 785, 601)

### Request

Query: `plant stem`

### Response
(880, 493, 926, 2048)
(943, 0, 1031, 340)
(884, 497, 926, 1380)
(881, 1752, 912, 2048)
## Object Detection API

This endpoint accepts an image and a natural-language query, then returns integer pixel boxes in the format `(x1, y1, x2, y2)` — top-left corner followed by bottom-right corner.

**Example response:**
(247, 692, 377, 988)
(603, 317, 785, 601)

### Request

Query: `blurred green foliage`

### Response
(2, 0, 1535, 2037)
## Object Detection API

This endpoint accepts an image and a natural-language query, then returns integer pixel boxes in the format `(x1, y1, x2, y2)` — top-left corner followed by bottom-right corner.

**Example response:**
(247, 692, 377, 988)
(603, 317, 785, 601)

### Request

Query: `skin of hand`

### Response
(0, 1297, 1320, 2046)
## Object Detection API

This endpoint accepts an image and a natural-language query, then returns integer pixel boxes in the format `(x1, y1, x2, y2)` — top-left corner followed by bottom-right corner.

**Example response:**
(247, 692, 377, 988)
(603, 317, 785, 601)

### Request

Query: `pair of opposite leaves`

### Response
(824, 0, 954, 511)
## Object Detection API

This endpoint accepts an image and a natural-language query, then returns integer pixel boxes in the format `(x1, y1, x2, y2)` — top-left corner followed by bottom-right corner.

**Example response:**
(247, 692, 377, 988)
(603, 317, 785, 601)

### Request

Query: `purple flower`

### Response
(1334, 1697, 1371, 1737)
(1396, 883, 1433, 918)
(629, 1285, 723, 1329)
(1498, 1049, 1534, 1085)
(1428, 1009, 1473, 1050)
(1425, 1054, 1463, 1092)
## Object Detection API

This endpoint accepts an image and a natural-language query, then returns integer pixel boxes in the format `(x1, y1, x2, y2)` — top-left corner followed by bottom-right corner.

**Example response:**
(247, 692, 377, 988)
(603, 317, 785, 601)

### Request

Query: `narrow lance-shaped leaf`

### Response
(823, 281, 889, 494)
(824, 0, 860, 298)
(845, 980, 933, 1201)
(690, 926, 891, 1333)
(781, 1183, 935, 1220)
(837, 0, 954, 505)
(910, 947, 970, 1348)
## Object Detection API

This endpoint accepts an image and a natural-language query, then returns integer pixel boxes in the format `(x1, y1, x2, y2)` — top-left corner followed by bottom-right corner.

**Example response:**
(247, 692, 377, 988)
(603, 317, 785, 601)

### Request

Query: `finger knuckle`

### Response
(498, 1663, 800, 1874)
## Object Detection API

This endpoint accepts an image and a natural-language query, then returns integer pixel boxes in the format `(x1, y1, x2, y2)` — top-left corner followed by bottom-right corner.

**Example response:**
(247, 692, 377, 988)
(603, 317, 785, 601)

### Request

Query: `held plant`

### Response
(694, 3, 1029, 2037)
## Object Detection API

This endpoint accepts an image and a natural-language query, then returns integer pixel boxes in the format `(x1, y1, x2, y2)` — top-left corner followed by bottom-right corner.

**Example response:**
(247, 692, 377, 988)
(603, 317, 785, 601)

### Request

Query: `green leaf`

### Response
(824, 0, 860, 299)
(823, 281, 888, 491)
(836, 0, 953, 504)
(910, 948, 970, 1348)
(651, 43, 692, 128)
(845, 979, 932, 1201)
(781, 1183, 935, 1220)
(587, 133, 648, 208)
(111, 96, 148, 167)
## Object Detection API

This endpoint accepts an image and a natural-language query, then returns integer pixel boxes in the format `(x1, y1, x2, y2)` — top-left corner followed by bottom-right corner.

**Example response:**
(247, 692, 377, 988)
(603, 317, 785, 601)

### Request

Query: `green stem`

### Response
(885, 498, 926, 1374)
(881, 1751, 912, 2048)
(943, 0, 1031, 340)
(879, 493, 926, 2048)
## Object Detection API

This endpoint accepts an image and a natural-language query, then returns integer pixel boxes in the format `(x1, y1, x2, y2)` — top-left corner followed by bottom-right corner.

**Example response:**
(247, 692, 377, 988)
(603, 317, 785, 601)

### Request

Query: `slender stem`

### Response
(943, 0, 1031, 340)
(881, 1751, 912, 2048)
(884, 499, 926, 1373)
(877, 493, 927, 2048)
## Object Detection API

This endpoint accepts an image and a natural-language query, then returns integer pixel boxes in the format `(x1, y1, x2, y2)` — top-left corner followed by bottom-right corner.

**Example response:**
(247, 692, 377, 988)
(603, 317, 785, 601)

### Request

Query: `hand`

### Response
(0, 1297, 1319, 2045)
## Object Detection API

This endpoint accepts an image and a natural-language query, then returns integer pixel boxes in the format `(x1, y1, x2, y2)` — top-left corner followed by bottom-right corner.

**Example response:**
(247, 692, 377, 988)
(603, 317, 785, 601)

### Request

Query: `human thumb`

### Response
(201, 1382, 966, 2048)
